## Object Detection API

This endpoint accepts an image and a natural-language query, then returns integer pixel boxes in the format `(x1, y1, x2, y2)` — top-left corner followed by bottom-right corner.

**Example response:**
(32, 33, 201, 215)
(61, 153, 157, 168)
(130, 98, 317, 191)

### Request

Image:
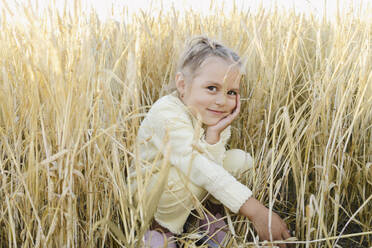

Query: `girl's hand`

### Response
(205, 94, 241, 144)
(240, 198, 293, 248)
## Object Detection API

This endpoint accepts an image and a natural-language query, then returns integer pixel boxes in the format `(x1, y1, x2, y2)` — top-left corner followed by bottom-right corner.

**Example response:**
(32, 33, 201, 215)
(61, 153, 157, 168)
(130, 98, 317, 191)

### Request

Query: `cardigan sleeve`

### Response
(199, 126, 231, 164)
(143, 100, 252, 213)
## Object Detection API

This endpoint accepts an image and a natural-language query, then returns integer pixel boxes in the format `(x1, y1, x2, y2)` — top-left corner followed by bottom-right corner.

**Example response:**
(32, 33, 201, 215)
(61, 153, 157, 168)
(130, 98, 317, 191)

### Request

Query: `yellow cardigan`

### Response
(135, 91, 252, 214)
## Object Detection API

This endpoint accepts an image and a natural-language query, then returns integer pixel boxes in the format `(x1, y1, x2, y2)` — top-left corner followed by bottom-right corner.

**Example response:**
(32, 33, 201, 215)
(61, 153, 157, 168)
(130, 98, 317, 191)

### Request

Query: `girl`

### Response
(135, 36, 292, 247)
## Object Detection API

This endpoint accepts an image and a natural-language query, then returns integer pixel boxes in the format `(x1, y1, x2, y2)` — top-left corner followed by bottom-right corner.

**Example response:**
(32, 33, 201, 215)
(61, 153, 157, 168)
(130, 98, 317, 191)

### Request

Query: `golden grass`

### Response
(0, 1, 371, 247)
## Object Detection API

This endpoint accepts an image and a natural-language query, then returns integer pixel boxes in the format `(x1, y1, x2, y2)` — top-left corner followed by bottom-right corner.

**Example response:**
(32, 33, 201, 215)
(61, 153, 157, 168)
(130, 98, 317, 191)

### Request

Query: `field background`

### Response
(0, 1, 371, 247)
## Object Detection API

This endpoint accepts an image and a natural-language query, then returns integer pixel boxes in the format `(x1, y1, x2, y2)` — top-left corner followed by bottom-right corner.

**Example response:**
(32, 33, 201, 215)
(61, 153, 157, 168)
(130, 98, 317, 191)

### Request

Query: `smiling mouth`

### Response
(207, 109, 226, 115)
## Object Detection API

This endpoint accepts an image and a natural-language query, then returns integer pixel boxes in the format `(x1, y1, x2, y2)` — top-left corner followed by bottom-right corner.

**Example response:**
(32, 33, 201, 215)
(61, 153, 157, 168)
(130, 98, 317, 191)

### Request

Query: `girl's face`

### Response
(176, 56, 241, 126)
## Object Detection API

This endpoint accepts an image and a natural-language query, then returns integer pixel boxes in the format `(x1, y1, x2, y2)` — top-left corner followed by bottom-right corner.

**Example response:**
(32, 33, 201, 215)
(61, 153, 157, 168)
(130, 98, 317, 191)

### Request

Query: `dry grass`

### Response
(0, 1, 371, 247)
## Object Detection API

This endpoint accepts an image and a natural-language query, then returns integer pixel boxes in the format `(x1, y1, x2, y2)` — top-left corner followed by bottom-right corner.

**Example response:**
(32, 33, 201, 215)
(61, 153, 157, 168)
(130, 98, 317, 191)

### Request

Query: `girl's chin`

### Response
(202, 118, 222, 127)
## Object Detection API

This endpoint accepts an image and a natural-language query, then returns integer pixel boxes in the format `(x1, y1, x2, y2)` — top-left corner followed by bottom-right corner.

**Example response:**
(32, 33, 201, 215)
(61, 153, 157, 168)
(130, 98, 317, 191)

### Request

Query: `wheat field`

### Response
(0, 1, 371, 247)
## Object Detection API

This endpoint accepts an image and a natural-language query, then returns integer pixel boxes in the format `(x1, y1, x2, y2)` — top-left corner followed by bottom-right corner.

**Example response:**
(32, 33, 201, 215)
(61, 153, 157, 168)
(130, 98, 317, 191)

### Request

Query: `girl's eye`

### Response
(227, 90, 237, 96)
(207, 86, 217, 92)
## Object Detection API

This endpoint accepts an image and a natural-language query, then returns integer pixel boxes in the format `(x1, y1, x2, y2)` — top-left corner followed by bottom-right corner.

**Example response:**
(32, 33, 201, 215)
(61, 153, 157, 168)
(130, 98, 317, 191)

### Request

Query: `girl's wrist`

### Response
(239, 197, 266, 221)
(205, 129, 220, 145)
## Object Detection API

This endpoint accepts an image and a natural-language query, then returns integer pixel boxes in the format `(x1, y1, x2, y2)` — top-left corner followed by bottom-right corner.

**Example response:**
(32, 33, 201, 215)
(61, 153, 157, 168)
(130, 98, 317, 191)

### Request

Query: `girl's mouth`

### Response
(207, 109, 226, 115)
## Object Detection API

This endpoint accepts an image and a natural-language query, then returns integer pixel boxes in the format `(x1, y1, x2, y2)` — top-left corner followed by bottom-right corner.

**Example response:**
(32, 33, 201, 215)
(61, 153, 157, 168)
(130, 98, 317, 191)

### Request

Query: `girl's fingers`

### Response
(208, 94, 241, 133)
(236, 95, 241, 115)
(230, 94, 241, 119)
(283, 230, 294, 248)
(235, 94, 241, 113)
(282, 229, 291, 240)
(281, 226, 293, 248)
(217, 95, 240, 128)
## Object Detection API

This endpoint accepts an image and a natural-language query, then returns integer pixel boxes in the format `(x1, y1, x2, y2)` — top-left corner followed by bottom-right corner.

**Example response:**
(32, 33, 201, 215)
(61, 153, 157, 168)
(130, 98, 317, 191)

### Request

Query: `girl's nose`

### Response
(215, 93, 227, 105)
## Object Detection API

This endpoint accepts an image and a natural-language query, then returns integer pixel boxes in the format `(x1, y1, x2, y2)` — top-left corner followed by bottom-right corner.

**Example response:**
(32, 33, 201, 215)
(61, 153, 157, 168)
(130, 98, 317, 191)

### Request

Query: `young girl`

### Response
(136, 36, 292, 247)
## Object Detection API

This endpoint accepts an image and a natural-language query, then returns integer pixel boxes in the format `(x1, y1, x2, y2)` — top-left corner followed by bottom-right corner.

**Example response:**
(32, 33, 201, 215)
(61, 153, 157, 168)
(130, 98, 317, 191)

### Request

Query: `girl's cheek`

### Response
(229, 99, 236, 110)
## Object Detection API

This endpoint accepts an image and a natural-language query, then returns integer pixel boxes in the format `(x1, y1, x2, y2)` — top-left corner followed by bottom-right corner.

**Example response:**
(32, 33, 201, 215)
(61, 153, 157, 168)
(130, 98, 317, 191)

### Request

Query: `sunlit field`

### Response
(0, 1, 371, 247)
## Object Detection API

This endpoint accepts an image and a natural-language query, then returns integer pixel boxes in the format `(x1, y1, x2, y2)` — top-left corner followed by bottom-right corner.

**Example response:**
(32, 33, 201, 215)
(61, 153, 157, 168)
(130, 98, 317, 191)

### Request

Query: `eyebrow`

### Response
(206, 81, 240, 92)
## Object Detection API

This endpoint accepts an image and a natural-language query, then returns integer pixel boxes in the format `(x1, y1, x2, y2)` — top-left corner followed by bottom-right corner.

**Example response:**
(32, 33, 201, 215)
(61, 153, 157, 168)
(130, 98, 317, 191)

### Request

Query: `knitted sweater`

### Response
(136, 91, 252, 213)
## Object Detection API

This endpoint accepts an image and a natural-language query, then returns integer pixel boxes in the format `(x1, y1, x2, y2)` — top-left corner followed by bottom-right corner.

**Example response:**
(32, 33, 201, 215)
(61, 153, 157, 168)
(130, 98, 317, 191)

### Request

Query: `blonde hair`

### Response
(177, 35, 243, 80)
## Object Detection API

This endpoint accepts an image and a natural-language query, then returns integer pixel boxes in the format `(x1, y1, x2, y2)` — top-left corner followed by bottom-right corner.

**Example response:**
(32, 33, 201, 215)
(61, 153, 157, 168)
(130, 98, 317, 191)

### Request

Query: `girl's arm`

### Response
(205, 94, 292, 247)
(240, 196, 292, 248)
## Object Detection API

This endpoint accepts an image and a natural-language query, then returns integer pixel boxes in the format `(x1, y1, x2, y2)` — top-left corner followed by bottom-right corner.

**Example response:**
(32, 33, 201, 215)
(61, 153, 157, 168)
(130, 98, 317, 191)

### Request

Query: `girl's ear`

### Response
(175, 72, 186, 95)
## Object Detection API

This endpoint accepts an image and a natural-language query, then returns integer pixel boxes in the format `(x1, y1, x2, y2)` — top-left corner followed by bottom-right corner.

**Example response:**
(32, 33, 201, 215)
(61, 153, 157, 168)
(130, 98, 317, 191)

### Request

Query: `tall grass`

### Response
(0, 1, 371, 247)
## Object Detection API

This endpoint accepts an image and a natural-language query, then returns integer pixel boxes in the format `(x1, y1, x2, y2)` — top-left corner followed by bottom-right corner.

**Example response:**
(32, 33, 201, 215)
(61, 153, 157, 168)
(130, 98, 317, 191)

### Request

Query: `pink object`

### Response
(199, 212, 227, 246)
(143, 230, 177, 248)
